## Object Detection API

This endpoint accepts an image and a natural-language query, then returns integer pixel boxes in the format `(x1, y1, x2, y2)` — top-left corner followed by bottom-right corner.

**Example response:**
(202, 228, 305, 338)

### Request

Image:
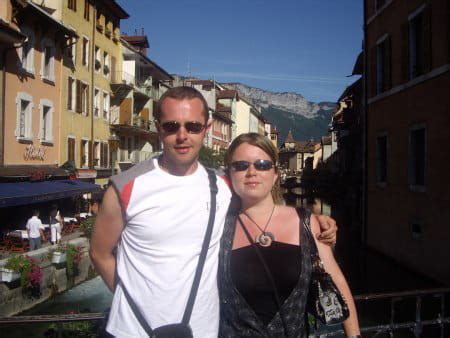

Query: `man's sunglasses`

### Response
(159, 121, 207, 134)
(230, 160, 274, 172)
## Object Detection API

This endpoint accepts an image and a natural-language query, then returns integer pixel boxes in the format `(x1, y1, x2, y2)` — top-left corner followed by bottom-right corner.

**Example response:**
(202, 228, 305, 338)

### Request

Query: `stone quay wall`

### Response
(0, 237, 94, 317)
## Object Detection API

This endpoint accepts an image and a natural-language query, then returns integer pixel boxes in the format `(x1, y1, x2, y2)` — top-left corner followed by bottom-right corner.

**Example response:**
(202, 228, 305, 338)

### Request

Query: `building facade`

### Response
(2, 1, 76, 168)
(111, 35, 172, 171)
(365, 0, 450, 283)
(47, 0, 128, 178)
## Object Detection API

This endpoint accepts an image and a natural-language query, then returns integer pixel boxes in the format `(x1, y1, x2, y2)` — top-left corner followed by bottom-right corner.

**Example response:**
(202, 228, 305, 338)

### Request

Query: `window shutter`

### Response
(88, 140, 93, 168)
(86, 84, 90, 115)
(67, 78, 72, 109)
(111, 55, 116, 81)
(76, 80, 82, 113)
(422, 5, 432, 73)
(401, 22, 409, 82)
(80, 140, 84, 166)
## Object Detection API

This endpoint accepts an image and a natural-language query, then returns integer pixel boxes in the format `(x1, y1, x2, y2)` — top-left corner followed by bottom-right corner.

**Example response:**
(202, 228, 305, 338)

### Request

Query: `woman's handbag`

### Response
(299, 208, 350, 325)
(119, 169, 218, 338)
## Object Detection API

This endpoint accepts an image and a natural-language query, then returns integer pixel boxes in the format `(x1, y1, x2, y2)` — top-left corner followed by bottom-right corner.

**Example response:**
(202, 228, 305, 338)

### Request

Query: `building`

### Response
(365, 0, 450, 283)
(0, 3, 26, 166)
(234, 94, 262, 137)
(111, 34, 172, 171)
(2, 1, 77, 171)
(279, 131, 321, 174)
(43, 0, 129, 183)
(214, 89, 235, 152)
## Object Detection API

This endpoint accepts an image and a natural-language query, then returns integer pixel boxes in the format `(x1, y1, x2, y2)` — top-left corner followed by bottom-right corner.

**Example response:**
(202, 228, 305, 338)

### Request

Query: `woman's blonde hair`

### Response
(225, 133, 283, 204)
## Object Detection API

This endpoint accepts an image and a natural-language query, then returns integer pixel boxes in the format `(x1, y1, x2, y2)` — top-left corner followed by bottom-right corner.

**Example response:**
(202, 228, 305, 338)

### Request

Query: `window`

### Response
(80, 139, 88, 167)
(68, 137, 75, 162)
(376, 36, 391, 94)
(94, 88, 100, 117)
(84, 0, 89, 20)
(68, 0, 77, 11)
(82, 36, 89, 67)
(66, 36, 76, 64)
(103, 92, 109, 120)
(39, 99, 53, 143)
(94, 141, 100, 167)
(67, 77, 75, 111)
(20, 27, 35, 74)
(409, 10, 424, 78)
(94, 46, 101, 72)
(376, 135, 387, 184)
(410, 219, 423, 239)
(409, 126, 426, 189)
(103, 51, 110, 76)
(76, 81, 89, 115)
(101, 142, 109, 167)
(42, 42, 55, 81)
(15, 92, 33, 140)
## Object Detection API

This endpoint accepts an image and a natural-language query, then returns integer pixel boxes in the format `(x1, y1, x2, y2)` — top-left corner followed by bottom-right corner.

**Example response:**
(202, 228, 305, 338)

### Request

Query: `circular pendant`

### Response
(256, 232, 275, 247)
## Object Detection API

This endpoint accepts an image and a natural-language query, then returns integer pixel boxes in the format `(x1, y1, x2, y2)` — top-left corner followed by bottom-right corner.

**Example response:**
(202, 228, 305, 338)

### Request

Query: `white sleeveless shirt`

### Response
(106, 158, 232, 338)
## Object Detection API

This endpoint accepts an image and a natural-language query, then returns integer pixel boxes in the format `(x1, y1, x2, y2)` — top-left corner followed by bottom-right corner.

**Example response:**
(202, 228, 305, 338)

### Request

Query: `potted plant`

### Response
(65, 244, 83, 278)
(2, 255, 42, 298)
(80, 217, 95, 240)
(51, 248, 67, 264)
(1, 255, 22, 282)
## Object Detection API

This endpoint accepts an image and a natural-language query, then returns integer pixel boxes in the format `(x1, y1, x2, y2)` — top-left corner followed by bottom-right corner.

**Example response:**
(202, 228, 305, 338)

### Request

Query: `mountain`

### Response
(223, 83, 336, 144)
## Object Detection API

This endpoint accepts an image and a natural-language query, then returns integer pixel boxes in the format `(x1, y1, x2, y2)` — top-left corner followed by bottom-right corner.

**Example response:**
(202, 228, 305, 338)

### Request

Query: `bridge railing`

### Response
(0, 288, 449, 337)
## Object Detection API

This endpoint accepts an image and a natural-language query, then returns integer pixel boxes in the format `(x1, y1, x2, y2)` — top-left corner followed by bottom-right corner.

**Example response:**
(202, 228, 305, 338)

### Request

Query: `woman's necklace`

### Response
(242, 204, 276, 247)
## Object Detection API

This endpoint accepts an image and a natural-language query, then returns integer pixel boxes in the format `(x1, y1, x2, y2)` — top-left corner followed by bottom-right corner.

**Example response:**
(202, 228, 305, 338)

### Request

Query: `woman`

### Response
(49, 206, 63, 245)
(219, 133, 360, 337)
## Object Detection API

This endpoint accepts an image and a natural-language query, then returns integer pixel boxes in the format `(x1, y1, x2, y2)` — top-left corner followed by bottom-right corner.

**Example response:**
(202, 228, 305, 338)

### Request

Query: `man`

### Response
(26, 209, 45, 251)
(90, 86, 337, 337)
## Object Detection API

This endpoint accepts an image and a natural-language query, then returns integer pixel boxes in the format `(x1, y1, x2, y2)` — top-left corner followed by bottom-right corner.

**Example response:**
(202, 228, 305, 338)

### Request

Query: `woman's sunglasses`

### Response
(230, 160, 274, 172)
(160, 121, 207, 134)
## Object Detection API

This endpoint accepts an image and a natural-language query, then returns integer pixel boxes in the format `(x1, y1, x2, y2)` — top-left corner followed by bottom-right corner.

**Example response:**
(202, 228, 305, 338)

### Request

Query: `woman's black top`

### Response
(231, 242, 302, 326)
(219, 208, 313, 338)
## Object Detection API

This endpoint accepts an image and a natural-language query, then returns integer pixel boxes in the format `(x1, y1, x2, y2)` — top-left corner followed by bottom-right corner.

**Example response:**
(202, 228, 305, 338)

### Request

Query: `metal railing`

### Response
(309, 287, 450, 337)
(0, 288, 448, 337)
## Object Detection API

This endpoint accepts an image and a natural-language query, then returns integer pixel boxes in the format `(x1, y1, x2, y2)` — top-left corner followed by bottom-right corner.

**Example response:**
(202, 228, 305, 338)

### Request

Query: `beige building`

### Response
(44, 0, 128, 179)
(2, 1, 76, 168)
(111, 35, 172, 171)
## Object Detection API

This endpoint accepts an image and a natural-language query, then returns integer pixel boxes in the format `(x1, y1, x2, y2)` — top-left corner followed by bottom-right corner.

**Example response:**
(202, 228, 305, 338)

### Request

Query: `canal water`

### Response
(6, 190, 442, 337)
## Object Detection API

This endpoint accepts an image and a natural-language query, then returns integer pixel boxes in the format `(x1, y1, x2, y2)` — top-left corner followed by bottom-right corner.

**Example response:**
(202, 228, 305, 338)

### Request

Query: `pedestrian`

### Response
(49, 206, 63, 245)
(26, 209, 45, 251)
(219, 133, 360, 337)
(90, 86, 338, 337)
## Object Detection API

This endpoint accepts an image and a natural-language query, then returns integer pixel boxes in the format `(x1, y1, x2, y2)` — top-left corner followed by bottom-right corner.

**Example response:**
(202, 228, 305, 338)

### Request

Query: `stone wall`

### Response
(0, 237, 93, 317)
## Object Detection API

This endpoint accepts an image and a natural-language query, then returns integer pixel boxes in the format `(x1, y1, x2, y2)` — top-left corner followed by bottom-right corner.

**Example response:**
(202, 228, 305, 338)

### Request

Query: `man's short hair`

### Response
(155, 86, 209, 123)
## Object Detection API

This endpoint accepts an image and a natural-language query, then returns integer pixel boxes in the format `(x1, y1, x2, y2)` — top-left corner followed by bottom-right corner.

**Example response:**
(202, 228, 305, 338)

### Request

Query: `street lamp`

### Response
(108, 131, 120, 177)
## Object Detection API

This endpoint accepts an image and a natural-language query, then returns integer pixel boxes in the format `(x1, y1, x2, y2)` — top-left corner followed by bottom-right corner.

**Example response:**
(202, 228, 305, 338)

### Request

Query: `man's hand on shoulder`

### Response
(313, 214, 337, 246)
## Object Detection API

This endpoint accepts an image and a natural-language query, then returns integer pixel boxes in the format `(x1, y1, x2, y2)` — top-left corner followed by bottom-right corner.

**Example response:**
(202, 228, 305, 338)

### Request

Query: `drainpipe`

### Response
(362, 0, 369, 247)
(90, 5, 96, 169)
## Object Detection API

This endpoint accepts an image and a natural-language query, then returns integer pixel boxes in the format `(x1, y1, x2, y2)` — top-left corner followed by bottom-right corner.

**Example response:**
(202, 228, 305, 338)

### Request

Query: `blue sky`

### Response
(117, 0, 363, 103)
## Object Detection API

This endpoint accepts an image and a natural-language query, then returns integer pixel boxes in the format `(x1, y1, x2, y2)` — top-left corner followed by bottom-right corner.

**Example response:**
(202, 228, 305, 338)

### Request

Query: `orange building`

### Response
(2, 1, 76, 168)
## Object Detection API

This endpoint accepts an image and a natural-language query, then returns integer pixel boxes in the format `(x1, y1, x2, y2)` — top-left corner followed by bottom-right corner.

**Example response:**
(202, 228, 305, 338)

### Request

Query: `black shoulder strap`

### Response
(182, 168, 217, 324)
(121, 167, 218, 334)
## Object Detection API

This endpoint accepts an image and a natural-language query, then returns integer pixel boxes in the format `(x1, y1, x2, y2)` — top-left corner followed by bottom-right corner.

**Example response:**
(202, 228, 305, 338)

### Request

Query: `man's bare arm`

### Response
(314, 214, 338, 246)
(89, 186, 124, 292)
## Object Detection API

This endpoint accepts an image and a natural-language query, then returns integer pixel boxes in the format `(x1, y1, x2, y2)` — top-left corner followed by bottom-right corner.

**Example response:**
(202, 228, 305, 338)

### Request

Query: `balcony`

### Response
(111, 71, 135, 86)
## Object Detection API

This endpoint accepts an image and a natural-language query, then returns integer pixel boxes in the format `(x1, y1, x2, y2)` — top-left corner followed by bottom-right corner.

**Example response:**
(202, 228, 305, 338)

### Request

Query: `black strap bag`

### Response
(121, 168, 218, 338)
(299, 208, 350, 326)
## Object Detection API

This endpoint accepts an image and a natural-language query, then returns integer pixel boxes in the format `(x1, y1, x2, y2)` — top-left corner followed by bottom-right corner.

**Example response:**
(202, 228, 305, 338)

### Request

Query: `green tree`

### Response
(199, 146, 226, 169)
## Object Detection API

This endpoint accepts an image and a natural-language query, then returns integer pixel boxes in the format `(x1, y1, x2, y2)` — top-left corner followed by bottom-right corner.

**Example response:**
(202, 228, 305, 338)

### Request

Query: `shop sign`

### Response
(24, 145, 45, 161)
(76, 169, 97, 179)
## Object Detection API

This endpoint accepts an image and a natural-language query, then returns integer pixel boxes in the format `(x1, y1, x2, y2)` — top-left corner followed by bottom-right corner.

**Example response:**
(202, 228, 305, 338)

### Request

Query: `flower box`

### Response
(0, 268, 20, 282)
(52, 251, 67, 264)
